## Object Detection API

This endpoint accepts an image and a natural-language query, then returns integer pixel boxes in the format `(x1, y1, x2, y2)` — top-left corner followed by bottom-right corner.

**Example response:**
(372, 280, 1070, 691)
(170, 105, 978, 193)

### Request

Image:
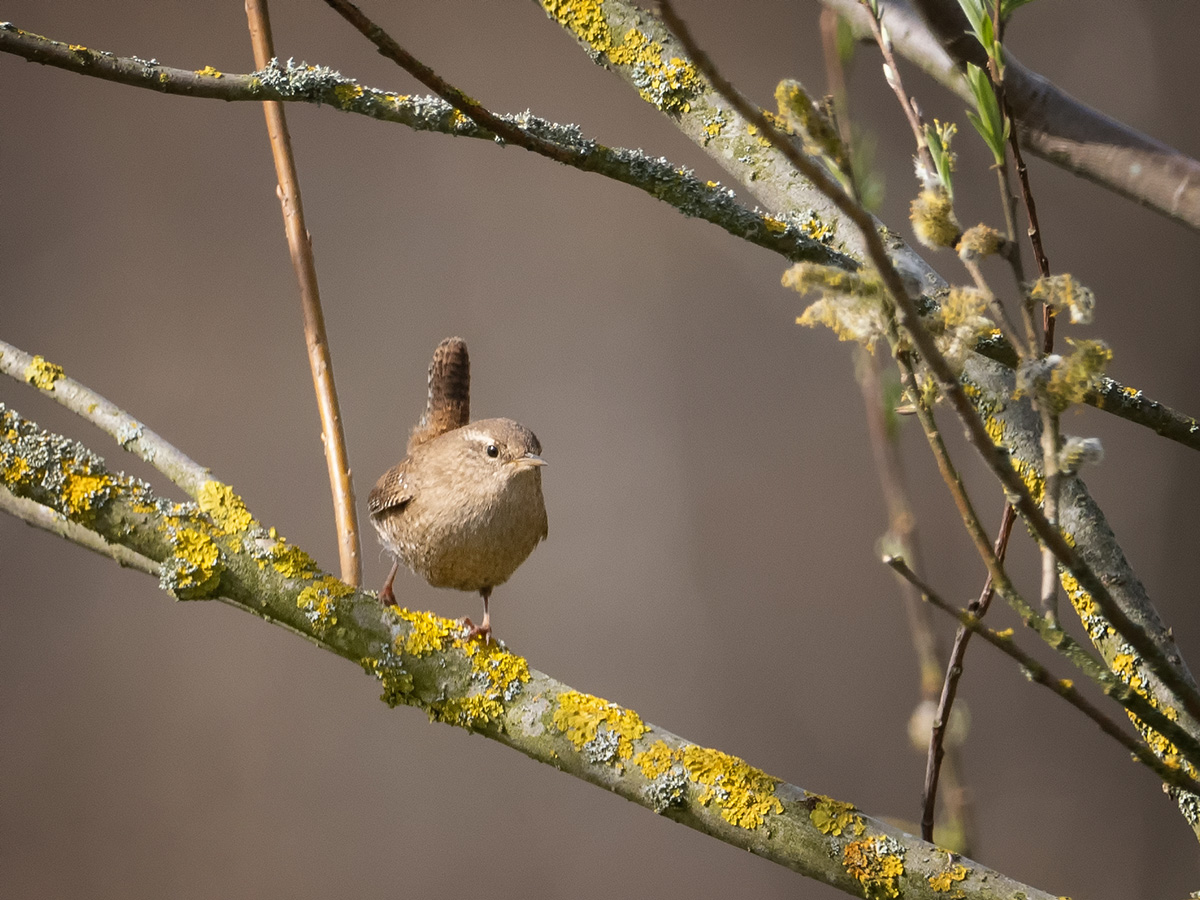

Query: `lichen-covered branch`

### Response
(0, 22, 846, 268)
(0, 400, 1057, 900)
(0, 483, 160, 575)
(886, 555, 1200, 799)
(539, 0, 1200, 794)
(0, 338, 212, 496)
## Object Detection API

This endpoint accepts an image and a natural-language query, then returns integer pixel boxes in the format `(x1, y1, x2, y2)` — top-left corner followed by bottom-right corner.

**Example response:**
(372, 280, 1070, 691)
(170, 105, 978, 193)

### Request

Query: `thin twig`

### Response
(859, 1, 936, 180)
(0, 338, 211, 496)
(320, 0, 589, 166)
(920, 503, 1014, 841)
(245, 0, 361, 587)
(959, 257, 1025, 354)
(0, 484, 160, 576)
(894, 357, 1200, 769)
(0, 24, 849, 269)
(887, 555, 1200, 799)
(655, 0, 1200, 729)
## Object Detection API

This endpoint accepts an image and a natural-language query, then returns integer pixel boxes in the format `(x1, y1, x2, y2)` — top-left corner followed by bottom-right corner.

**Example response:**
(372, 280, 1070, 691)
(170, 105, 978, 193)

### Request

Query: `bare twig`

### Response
(655, 0, 1200, 729)
(858, 0, 936, 180)
(887, 556, 1200, 798)
(245, 0, 361, 587)
(920, 503, 1014, 841)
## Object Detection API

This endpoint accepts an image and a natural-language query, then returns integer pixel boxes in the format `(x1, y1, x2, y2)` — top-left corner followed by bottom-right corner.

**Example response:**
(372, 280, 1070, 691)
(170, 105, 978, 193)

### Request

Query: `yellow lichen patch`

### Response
(195, 65, 223, 78)
(809, 794, 865, 837)
(170, 527, 222, 595)
(746, 123, 773, 147)
(2, 452, 30, 486)
(703, 118, 724, 141)
(541, 0, 612, 49)
(197, 480, 254, 533)
(24, 355, 64, 391)
(843, 836, 906, 899)
(432, 693, 504, 728)
(983, 414, 1006, 446)
(296, 575, 353, 633)
(1010, 457, 1045, 506)
(466, 641, 531, 701)
(62, 469, 112, 516)
(392, 607, 457, 657)
(546, 2, 706, 115)
(333, 83, 363, 105)
(268, 541, 320, 578)
(608, 28, 704, 114)
(763, 214, 788, 234)
(797, 212, 835, 243)
(681, 745, 784, 829)
(634, 740, 677, 780)
(552, 690, 648, 762)
(928, 863, 968, 897)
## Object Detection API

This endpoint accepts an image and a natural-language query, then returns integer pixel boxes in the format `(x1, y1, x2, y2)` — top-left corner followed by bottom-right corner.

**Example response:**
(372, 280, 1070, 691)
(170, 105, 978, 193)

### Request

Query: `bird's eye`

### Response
(486, 444, 500, 458)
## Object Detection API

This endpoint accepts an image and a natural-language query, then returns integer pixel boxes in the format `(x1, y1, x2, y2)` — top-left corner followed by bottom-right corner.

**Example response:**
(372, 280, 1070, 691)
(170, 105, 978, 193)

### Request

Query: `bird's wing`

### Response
(367, 458, 415, 516)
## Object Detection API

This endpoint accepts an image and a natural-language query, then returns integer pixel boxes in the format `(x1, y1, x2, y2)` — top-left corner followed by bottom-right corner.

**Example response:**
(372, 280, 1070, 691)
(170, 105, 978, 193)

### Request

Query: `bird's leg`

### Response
(461, 588, 493, 642)
(378, 560, 400, 606)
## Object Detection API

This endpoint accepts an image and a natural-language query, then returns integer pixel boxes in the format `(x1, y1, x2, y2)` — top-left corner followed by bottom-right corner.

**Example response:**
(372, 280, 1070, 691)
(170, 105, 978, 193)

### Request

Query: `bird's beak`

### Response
(510, 453, 547, 470)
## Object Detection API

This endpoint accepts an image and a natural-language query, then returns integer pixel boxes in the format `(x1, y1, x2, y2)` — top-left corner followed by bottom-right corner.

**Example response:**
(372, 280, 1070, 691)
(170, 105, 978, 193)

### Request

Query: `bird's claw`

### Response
(459, 617, 493, 644)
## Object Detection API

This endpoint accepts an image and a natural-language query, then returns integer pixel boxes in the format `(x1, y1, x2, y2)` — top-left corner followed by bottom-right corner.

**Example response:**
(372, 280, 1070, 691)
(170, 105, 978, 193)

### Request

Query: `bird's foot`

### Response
(459, 617, 493, 644)
(378, 583, 397, 606)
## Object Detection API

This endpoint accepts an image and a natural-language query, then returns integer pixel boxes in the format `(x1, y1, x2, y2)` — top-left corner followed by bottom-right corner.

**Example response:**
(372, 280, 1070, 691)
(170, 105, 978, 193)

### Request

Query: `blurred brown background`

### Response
(3, 1, 1198, 896)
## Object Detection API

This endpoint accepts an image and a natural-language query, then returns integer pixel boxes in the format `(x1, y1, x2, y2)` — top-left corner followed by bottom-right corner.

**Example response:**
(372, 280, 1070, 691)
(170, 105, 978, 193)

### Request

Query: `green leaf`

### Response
(1000, 0, 1037, 21)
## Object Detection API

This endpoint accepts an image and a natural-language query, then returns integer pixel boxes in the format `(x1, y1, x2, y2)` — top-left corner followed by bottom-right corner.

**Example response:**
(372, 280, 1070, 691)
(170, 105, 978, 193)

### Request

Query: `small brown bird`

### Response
(368, 337, 548, 642)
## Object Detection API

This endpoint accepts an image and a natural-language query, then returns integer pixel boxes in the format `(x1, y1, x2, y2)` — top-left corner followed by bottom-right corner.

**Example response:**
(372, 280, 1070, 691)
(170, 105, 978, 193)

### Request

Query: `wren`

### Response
(368, 337, 547, 642)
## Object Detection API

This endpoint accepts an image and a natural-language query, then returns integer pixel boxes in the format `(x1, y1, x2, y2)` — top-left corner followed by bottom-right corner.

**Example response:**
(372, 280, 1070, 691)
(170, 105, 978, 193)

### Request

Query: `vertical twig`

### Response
(920, 503, 1014, 841)
(245, 0, 361, 586)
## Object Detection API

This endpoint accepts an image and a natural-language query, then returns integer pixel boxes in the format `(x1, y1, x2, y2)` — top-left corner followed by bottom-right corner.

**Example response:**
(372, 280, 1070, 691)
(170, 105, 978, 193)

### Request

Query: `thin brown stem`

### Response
(960, 257, 1025, 355)
(887, 556, 1200, 799)
(321, 0, 580, 167)
(859, 1, 936, 181)
(920, 503, 1015, 841)
(655, 0, 1200, 728)
(245, 0, 361, 587)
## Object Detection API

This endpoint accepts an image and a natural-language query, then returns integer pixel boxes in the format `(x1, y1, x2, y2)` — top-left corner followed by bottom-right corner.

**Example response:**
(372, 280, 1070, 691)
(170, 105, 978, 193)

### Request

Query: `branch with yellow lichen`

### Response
(541, 0, 1200, 798)
(0, 22, 845, 269)
(885, 555, 1200, 800)
(0, 339, 213, 497)
(0, 397, 1059, 900)
(2, 22, 1195, 451)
